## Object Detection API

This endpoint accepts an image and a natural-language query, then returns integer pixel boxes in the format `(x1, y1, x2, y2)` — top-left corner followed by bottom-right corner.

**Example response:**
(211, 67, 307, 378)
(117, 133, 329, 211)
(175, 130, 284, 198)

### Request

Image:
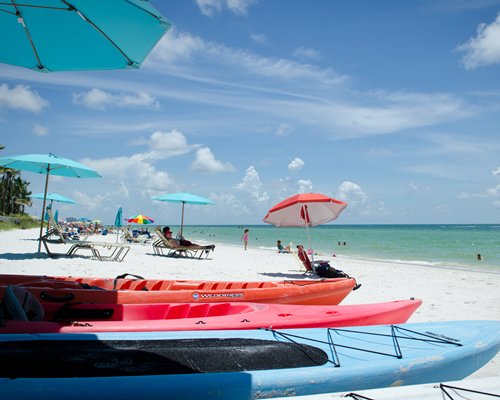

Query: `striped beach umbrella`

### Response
(126, 214, 154, 224)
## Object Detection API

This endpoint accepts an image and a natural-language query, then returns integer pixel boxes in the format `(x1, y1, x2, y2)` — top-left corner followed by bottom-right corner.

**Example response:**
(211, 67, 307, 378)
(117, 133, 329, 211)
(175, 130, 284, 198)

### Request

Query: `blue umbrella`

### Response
(114, 207, 123, 227)
(31, 192, 76, 233)
(30, 192, 77, 208)
(54, 210, 59, 225)
(114, 207, 123, 242)
(0, 153, 101, 252)
(152, 192, 215, 235)
(0, 0, 171, 72)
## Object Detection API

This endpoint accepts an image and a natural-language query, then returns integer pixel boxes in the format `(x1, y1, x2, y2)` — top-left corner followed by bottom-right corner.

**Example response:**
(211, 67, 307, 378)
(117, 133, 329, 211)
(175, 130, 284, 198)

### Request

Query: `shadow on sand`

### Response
(0, 252, 50, 260)
(258, 271, 315, 279)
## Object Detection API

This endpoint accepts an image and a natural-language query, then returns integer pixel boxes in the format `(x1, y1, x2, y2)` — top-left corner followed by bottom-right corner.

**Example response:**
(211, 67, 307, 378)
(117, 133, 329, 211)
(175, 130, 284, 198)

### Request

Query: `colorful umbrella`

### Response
(151, 192, 215, 235)
(0, 153, 101, 252)
(126, 214, 154, 224)
(263, 193, 348, 260)
(0, 0, 171, 72)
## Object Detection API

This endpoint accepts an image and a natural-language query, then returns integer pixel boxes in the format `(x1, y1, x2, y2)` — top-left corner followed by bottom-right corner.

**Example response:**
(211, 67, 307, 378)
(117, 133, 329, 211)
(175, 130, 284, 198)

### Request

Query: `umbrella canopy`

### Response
(114, 207, 123, 228)
(263, 193, 348, 259)
(126, 214, 154, 224)
(151, 192, 215, 235)
(0, 0, 171, 72)
(30, 192, 77, 208)
(114, 207, 123, 242)
(0, 153, 100, 252)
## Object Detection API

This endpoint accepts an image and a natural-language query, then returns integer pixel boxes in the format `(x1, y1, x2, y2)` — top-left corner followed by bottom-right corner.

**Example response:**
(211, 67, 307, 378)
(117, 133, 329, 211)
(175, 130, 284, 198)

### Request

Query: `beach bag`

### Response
(314, 262, 349, 279)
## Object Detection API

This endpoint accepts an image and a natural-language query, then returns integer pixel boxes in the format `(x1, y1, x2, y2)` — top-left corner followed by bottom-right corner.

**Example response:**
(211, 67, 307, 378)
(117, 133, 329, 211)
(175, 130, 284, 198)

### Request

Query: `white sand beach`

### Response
(0, 228, 499, 380)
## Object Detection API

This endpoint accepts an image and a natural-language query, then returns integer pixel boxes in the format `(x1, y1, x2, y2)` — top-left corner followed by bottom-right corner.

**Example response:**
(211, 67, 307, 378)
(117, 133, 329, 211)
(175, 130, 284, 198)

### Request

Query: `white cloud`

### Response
(33, 124, 48, 136)
(408, 182, 431, 193)
(457, 177, 500, 208)
(0, 83, 49, 112)
(196, 0, 258, 17)
(73, 88, 159, 110)
(288, 157, 305, 172)
(235, 165, 270, 203)
(150, 28, 205, 64)
(145, 130, 200, 158)
(276, 123, 293, 136)
(149, 30, 346, 85)
(337, 181, 368, 208)
(196, 0, 222, 16)
(292, 47, 320, 59)
(209, 192, 251, 215)
(250, 33, 267, 44)
(493, 166, 500, 177)
(191, 147, 235, 174)
(456, 13, 500, 69)
(297, 179, 313, 193)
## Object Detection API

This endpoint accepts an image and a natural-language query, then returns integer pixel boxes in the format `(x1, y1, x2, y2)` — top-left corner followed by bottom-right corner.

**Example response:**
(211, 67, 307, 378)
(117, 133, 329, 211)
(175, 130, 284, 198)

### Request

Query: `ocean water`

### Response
(172, 224, 500, 271)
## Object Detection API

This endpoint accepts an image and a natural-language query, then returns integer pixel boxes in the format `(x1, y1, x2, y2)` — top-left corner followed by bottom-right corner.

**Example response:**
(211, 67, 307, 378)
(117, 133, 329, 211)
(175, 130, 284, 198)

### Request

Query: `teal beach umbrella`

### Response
(152, 192, 215, 235)
(114, 207, 123, 227)
(0, 153, 101, 252)
(114, 207, 123, 242)
(0, 0, 171, 72)
(30, 192, 77, 208)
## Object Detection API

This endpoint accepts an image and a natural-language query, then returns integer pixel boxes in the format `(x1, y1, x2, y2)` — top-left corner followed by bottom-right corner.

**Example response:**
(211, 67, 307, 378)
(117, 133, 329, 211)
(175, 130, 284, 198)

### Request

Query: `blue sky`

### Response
(1, 0, 499, 225)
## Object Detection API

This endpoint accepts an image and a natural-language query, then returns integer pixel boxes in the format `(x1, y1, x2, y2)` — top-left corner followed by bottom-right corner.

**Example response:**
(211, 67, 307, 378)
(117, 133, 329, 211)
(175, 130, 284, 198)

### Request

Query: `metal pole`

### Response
(37, 164, 50, 253)
(180, 201, 185, 236)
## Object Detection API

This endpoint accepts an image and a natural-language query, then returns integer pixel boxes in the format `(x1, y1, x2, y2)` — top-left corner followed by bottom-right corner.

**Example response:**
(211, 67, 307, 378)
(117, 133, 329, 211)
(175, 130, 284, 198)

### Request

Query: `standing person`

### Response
(241, 228, 249, 250)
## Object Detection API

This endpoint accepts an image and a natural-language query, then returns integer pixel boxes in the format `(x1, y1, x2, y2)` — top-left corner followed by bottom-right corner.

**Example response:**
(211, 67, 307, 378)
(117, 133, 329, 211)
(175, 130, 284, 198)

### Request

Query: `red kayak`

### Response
(0, 286, 421, 333)
(0, 273, 360, 305)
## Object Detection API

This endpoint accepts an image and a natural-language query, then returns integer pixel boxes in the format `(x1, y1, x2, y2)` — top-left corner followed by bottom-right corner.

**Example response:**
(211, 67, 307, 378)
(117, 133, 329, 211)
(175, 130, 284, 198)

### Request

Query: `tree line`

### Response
(0, 145, 32, 216)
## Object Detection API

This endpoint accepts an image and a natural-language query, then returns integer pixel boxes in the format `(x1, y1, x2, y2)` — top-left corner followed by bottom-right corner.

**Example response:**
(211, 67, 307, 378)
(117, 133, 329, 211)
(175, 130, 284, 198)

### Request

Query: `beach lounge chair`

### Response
(40, 209, 130, 262)
(152, 227, 214, 259)
(296, 245, 361, 290)
(296, 245, 315, 274)
(296, 245, 336, 274)
(121, 227, 151, 244)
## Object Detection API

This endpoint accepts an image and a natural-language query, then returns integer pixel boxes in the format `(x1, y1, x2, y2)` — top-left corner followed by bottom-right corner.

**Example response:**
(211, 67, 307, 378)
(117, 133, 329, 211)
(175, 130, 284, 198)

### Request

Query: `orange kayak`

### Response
(0, 273, 360, 305)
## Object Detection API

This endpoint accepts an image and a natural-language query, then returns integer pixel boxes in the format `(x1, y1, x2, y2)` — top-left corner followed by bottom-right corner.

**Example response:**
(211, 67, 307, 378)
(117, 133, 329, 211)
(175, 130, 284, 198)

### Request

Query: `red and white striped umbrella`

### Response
(263, 193, 347, 258)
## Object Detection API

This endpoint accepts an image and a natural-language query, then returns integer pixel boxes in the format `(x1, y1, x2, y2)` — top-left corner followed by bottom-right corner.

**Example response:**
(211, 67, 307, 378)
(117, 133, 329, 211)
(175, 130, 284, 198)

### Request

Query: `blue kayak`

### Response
(0, 320, 498, 399)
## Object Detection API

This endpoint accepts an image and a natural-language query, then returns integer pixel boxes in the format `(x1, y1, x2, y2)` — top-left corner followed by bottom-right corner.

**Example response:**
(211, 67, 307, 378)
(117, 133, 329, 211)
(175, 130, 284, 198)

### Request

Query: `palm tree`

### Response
(0, 144, 32, 215)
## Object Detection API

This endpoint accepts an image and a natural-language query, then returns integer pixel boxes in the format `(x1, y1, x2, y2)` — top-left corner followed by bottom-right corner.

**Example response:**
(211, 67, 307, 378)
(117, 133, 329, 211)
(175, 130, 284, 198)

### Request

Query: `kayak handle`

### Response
(39, 291, 76, 303)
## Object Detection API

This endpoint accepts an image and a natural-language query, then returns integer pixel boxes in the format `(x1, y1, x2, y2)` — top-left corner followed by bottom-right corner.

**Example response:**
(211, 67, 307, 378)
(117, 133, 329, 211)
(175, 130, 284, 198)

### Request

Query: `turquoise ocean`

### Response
(161, 224, 500, 271)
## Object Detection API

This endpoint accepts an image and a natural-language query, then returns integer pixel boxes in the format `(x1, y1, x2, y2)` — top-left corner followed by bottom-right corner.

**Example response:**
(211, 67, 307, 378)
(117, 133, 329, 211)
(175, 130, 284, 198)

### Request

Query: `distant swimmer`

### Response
(477, 254, 483, 261)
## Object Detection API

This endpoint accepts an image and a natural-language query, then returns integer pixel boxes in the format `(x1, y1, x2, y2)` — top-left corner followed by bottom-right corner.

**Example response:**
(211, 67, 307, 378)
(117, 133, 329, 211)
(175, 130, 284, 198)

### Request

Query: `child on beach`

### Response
(241, 229, 249, 250)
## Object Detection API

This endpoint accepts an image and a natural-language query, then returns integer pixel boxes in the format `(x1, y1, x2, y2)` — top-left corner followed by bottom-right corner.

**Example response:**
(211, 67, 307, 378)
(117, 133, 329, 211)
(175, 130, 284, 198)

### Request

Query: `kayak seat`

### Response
(1, 286, 45, 321)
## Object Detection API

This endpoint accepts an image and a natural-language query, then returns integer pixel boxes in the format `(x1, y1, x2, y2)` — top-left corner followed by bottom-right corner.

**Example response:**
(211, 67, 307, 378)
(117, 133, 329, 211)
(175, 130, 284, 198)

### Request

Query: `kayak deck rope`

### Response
(265, 325, 462, 368)
(342, 383, 500, 400)
(440, 383, 500, 399)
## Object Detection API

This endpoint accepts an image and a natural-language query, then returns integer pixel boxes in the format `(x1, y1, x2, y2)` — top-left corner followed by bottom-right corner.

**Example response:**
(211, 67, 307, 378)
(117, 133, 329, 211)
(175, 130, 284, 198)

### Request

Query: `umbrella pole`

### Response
(305, 222, 314, 263)
(180, 202, 185, 237)
(38, 165, 51, 253)
(46, 199, 54, 234)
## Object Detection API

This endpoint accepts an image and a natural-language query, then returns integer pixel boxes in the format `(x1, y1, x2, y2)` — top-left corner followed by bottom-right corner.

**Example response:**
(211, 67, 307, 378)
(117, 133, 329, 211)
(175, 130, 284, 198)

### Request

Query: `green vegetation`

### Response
(0, 144, 33, 218)
(0, 214, 40, 231)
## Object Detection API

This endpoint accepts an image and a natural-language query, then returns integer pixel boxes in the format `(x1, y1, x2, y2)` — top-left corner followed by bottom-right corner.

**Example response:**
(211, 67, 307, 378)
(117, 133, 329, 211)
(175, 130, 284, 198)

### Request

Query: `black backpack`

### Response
(314, 262, 349, 279)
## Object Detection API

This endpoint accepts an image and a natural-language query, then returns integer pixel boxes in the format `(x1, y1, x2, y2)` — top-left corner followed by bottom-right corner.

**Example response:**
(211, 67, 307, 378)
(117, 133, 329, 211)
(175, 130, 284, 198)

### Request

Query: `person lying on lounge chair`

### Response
(162, 227, 215, 250)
